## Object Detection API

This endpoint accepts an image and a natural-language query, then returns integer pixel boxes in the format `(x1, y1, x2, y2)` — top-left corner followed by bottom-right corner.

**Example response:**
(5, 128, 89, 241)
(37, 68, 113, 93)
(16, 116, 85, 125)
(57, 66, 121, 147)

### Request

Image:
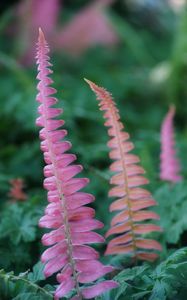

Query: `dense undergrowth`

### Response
(0, 1, 187, 299)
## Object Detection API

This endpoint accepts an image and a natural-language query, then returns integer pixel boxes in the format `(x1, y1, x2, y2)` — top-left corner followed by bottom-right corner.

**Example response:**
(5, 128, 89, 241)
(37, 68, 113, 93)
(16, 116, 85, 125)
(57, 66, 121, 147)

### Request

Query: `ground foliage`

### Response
(0, 1, 187, 299)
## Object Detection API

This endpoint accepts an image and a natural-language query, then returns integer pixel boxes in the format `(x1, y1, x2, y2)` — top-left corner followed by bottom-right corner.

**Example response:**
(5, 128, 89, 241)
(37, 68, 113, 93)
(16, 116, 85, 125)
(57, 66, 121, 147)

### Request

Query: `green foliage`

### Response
(1, 248, 187, 300)
(0, 203, 37, 243)
(154, 182, 187, 244)
(0, 262, 53, 300)
(168, 5, 187, 121)
(0, 1, 187, 299)
(0, 197, 44, 272)
(100, 248, 187, 300)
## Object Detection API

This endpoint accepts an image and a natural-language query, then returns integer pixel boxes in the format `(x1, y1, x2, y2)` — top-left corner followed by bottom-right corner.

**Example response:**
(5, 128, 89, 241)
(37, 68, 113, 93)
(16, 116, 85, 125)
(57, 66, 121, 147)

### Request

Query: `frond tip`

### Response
(160, 105, 182, 183)
(85, 79, 162, 262)
(36, 30, 118, 299)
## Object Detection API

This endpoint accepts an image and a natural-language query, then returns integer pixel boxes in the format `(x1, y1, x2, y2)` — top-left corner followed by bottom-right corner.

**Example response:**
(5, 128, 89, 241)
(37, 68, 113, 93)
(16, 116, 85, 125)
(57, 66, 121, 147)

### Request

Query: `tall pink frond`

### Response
(85, 79, 162, 262)
(36, 30, 118, 299)
(160, 105, 182, 183)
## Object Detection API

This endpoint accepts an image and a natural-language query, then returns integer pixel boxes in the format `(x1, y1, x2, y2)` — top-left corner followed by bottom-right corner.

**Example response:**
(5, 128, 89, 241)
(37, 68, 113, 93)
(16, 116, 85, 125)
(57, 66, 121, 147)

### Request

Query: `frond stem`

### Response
(39, 57, 82, 299)
(0, 271, 53, 298)
(110, 105, 137, 259)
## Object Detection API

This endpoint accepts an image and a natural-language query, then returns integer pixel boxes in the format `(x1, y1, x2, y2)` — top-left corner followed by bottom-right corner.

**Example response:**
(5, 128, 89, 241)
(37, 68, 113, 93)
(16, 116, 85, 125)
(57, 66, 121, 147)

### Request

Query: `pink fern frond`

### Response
(85, 79, 162, 262)
(36, 29, 118, 300)
(55, 0, 118, 55)
(160, 105, 182, 183)
(8, 178, 27, 201)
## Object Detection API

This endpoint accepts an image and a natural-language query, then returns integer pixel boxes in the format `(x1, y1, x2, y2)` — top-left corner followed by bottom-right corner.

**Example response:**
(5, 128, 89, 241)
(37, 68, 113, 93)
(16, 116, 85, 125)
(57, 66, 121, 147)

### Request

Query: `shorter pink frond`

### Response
(160, 105, 182, 183)
(85, 79, 162, 262)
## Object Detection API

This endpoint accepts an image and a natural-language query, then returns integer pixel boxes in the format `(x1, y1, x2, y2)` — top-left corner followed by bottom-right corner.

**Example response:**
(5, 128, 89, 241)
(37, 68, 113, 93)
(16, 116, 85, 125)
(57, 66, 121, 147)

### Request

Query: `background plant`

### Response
(0, 0, 187, 299)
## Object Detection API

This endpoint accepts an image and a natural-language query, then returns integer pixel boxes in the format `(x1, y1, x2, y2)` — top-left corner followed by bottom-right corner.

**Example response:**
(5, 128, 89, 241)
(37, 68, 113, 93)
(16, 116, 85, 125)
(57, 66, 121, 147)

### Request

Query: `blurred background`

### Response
(0, 0, 187, 277)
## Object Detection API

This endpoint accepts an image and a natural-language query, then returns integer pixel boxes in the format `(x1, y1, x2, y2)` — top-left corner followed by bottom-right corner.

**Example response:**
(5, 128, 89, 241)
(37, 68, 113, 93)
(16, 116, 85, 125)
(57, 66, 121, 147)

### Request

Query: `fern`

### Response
(105, 248, 187, 300)
(85, 79, 162, 262)
(8, 178, 27, 201)
(154, 182, 187, 244)
(0, 197, 42, 272)
(35, 29, 118, 299)
(160, 105, 182, 183)
(0, 262, 53, 300)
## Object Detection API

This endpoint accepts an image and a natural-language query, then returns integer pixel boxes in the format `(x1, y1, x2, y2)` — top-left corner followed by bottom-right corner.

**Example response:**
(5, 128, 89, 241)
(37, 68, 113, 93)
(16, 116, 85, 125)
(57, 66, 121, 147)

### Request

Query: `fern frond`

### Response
(35, 30, 118, 300)
(85, 79, 162, 262)
(160, 105, 182, 183)
(56, 0, 117, 55)
(0, 268, 52, 299)
(8, 178, 27, 201)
